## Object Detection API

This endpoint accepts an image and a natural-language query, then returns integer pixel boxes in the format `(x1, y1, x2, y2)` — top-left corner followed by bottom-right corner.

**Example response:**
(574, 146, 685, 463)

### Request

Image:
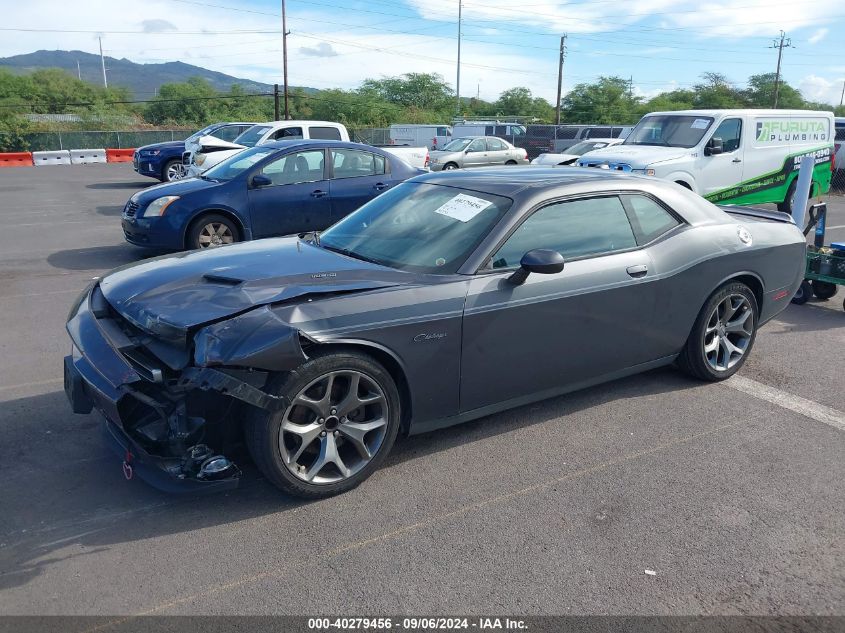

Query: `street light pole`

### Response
(282, 0, 290, 119)
(456, 1, 462, 115)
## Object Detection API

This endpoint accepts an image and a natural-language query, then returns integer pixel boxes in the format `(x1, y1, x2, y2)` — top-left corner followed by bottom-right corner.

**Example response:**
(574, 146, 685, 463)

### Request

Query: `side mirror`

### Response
(465, 148, 473, 154)
(508, 249, 565, 285)
(705, 137, 724, 156)
(251, 174, 272, 188)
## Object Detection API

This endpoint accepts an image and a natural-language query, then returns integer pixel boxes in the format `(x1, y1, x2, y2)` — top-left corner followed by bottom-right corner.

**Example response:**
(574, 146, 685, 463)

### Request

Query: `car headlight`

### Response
(141, 149, 161, 156)
(144, 196, 180, 217)
(633, 168, 656, 176)
(195, 153, 206, 166)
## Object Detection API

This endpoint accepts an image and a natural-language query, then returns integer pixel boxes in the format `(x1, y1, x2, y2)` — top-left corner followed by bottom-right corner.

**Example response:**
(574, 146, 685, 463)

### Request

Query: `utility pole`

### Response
(769, 30, 792, 108)
(554, 34, 567, 125)
(98, 36, 108, 89)
(839, 79, 844, 107)
(282, 0, 290, 119)
(456, 1, 462, 115)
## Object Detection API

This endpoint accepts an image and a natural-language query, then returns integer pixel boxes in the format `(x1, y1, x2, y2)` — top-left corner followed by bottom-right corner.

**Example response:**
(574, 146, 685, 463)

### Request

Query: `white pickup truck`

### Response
(186, 121, 429, 174)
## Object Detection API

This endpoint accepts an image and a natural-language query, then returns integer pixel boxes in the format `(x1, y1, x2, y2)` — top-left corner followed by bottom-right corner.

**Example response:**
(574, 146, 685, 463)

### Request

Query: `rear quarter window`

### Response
(309, 126, 343, 140)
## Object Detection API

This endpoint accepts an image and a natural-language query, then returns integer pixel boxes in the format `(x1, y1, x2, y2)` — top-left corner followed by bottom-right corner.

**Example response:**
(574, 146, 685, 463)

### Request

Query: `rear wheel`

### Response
(505, 160, 517, 165)
(443, 162, 459, 170)
(245, 351, 401, 498)
(678, 282, 758, 381)
(811, 280, 837, 300)
(791, 280, 812, 305)
(187, 213, 241, 250)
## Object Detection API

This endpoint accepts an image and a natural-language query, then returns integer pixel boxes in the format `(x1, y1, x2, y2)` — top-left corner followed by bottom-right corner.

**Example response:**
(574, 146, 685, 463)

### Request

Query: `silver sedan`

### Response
(429, 136, 529, 171)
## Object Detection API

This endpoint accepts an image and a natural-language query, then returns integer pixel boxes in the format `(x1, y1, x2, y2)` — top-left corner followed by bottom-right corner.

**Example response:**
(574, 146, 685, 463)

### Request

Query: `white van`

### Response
(185, 121, 350, 176)
(577, 109, 835, 212)
(452, 122, 527, 142)
(390, 124, 451, 150)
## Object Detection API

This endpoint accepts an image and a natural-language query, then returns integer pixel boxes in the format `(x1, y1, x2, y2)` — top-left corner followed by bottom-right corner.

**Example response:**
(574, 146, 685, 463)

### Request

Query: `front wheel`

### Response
(245, 351, 402, 498)
(677, 282, 758, 381)
(187, 213, 241, 250)
(777, 179, 814, 215)
(161, 159, 186, 182)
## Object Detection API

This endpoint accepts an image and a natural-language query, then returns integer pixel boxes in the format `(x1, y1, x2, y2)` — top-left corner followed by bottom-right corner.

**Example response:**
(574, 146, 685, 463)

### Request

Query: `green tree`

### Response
(691, 72, 746, 109)
(145, 77, 224, 125)
(744, 73, 805, 108)
(359, 73, 453, 112)
(561, 76, 641, 124)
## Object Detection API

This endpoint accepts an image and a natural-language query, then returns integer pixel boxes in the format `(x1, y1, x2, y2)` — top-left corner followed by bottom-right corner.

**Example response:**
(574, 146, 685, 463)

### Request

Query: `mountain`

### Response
(0, 49, 313, 97)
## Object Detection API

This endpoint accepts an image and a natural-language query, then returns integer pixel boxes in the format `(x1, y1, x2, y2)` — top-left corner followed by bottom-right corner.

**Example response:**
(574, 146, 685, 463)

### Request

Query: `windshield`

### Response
(234, 125, 271, 147)
(441, 138, 474, 152)
(201, 146, 276, 181)
(567, 141, 611, 155)
(624, 115, 714, 148)
(186, 124, 219, 143)
(319, 182, 513, 274)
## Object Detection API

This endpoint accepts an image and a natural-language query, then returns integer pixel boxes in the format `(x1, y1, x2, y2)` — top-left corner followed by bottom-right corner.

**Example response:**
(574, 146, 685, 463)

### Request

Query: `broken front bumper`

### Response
(64, 285, 253, 493)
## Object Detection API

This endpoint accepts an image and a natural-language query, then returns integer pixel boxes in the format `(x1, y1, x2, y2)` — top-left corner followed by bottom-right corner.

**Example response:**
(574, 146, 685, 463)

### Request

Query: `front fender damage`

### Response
(193, 305, 309, 371)
(112, 307, 311, 492)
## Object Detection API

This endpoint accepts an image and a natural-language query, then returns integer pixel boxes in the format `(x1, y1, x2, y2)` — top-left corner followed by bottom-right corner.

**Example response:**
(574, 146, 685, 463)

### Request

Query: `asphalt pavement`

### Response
(0, 164, 842, 617)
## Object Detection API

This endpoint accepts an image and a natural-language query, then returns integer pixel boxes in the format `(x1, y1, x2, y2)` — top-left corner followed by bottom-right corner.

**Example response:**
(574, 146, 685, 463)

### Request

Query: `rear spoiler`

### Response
(718, 205, 794, 224)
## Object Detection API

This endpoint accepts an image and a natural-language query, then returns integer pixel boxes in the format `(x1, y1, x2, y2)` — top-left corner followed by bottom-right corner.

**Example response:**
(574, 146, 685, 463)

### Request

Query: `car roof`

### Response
(413, 166, 647, 197)
(259, 139, 384, 151)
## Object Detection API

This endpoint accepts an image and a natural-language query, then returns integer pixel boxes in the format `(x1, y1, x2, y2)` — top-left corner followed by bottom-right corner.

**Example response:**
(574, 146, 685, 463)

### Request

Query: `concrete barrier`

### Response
(70, 148, 107, 165)
(0, 152, 34, 167)
(32, 150, 72, 166)
(106, 148, 135, 163)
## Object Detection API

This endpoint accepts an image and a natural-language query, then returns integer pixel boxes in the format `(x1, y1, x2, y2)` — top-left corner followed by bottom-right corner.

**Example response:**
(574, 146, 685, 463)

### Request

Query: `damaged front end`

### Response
(64, 284, 309, 493)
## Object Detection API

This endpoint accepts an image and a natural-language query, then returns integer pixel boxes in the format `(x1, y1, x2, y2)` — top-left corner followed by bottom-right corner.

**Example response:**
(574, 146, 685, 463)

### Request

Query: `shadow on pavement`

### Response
(0, 367, 705, 591)
(46, 245, 162, 271)
(96, 205, 124, 217)
(86, 181, 152, 190)
(768, 300, 844, 333)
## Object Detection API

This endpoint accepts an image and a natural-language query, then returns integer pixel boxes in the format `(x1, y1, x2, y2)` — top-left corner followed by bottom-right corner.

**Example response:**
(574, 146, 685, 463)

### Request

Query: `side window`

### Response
(485, 126, 495, 135)
(487, 138, 507, 151)
(586, 127, 611, 139)
(437, 127, 448, 136)
(835, 125, 845, 141)
(491, 197, 637, 269)
(331, 149, 385, 179)
(272, 127, 303, 140)
(259, 150, 325, 185)
(309, 126, 343, 140)
(216, 126, 242, 143)
(468, 139, 487, 153)
(623, 195, 680, 245)
(711, 118, 742, 152)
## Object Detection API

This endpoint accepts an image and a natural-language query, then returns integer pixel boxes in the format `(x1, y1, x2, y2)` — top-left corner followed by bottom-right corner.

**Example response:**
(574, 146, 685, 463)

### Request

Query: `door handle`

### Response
(373, 182, 389, 191)
(732, 158, 742, 163)
(626, 264, 648, 278)
(310, 190, 327, 198)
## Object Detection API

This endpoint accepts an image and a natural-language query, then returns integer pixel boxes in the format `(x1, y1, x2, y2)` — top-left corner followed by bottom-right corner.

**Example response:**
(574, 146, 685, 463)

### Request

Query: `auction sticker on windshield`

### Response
(691, 119, 710, 129)
(433, 194, 493, 222)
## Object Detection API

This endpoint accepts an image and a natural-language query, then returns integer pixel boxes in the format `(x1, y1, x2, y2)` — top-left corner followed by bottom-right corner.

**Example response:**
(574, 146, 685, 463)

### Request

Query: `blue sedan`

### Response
(122, 140, 424, 250)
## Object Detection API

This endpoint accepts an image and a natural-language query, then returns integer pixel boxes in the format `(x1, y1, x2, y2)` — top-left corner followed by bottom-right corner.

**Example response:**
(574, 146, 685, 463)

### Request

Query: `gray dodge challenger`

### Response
(64, 168, 806, 498)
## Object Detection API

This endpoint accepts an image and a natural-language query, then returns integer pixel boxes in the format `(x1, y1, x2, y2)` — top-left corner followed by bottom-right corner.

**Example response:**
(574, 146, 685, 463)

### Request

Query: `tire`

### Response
(245, 351, 402, 498)
(161, 159, 186, 182)
(791, 280, 812, 305)
(186, 213, 241, 250)
(443, 162, 459, 170)
(677, 282, 758, 382)
(777, 179, 814, 215)
(505, 160, 517, 165)
(811, 280, 837, 300)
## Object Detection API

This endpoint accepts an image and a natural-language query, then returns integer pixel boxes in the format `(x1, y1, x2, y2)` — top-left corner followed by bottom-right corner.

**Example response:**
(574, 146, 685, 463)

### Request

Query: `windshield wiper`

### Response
(320, 244, 384, 267)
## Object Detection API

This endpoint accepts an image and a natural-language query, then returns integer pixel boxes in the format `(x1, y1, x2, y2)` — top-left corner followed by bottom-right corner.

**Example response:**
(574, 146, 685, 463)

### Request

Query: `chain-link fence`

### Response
(349, 127, 390, 145)
(20, 130, 193, 152)
(832, 169, 845, 193)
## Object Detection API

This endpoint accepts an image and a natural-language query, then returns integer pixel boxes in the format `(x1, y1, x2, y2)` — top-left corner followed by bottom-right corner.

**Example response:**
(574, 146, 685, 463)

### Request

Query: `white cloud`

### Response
(808, 28, 828, 44)
(799, 74, 845, 105)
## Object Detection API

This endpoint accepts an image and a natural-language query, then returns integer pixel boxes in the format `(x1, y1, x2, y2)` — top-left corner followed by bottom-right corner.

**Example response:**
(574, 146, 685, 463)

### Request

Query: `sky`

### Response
(1, 0, 844, 106)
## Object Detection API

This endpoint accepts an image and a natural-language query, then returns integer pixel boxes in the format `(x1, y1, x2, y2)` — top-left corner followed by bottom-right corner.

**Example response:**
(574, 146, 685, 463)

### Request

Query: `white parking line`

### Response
(726, 374, 845, 432)
(824, 224, 845, 230)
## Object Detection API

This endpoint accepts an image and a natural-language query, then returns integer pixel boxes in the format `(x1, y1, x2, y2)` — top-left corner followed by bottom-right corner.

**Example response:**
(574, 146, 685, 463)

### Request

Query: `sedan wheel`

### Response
(164, 160, 187, 182)
(443, 163, 459, 170)
(702, 294, 754, 372)
(678, 282, 758, 381)
(280, 370, 388, 484)
(245, 351, 401, 498)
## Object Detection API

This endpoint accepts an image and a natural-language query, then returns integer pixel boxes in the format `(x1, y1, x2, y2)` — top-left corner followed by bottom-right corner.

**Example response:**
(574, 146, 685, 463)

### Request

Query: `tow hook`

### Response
(122, 449, 134, 480)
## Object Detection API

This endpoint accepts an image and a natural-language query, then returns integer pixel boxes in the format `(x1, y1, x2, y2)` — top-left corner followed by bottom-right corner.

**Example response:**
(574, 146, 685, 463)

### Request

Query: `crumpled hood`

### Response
(578, 144, 689, 168)
(197, 135, 245, 151)
(100, 238, 412, 341)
